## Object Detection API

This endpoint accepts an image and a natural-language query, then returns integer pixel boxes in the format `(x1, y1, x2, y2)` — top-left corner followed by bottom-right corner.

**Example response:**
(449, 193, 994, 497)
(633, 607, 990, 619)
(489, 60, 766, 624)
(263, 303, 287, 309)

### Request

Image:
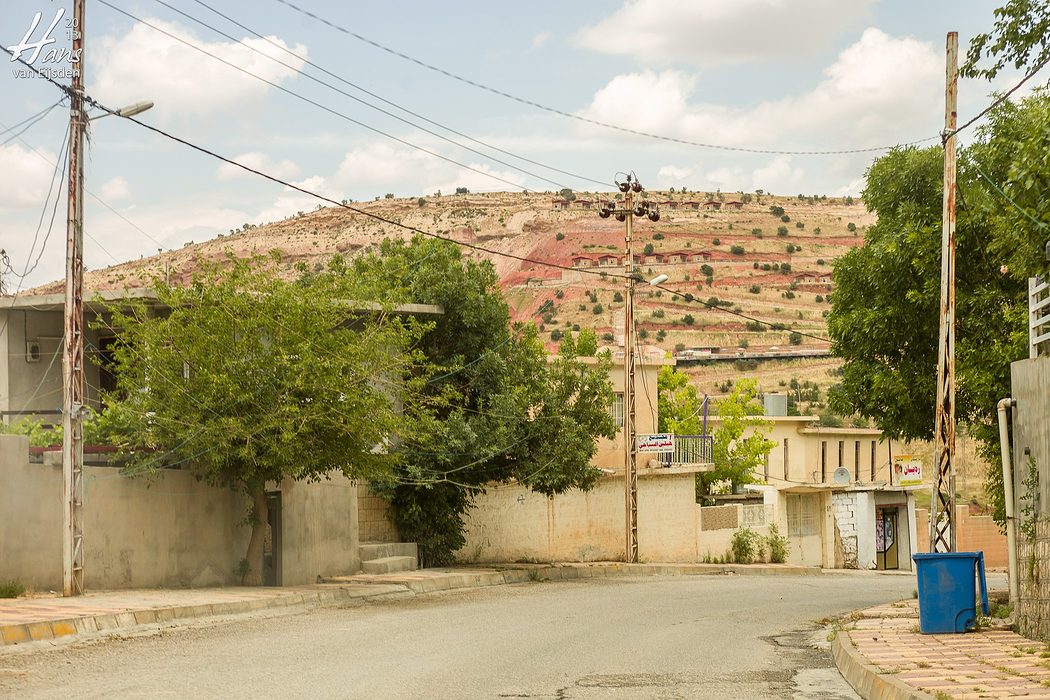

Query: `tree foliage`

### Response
(828, 89, 1050, 524)
(962, 0, 1050, 80)
(357, 237, 616, 565)
(99, 253, 423, 584)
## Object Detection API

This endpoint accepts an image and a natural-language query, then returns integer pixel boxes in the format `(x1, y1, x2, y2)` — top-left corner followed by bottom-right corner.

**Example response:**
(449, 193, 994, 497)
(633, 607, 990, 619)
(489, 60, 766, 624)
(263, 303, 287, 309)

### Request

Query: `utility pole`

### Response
(62, 0, 86, 596)
(930, 31, 958, 554)
(599, 176, 658, 563)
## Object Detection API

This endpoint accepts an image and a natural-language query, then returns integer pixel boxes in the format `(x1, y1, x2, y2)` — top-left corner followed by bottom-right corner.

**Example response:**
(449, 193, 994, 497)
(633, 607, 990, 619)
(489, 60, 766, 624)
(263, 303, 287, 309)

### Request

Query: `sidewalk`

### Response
(833, 599, 1050, 700)
(1, 561, 816, 649)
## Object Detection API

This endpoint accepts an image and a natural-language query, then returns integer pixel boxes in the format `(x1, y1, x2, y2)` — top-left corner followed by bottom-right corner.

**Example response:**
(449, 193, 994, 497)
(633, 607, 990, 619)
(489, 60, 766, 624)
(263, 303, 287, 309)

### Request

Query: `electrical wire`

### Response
(970, 161, 1048, 231)
(175, 0, 611, 190)
(0, 99, 64, 144)
(272, 0, 939, 157)
(97, 0, 540, 194)
(947, 53, 1050, 142)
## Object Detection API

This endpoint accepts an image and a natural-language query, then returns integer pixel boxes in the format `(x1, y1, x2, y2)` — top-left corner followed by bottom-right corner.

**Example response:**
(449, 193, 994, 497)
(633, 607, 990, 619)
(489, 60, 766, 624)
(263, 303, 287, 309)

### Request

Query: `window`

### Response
(609, 393, 624, 428)
(854, 441, 861, 482)
(820, 441, 827, 482)
(783, 438, 790, 480)
(787, 494, 820, 537)
(870, 441, 877, 482)
(838, 440, 844, 469)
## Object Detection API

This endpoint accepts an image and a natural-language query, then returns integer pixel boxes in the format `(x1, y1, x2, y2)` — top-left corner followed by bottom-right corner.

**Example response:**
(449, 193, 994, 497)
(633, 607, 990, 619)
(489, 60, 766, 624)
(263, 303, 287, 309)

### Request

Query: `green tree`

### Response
(354, 237, 616, 564)
(698, 379, 775, 501)
(657, 366, 705, 435)
(575, 328, 599, 355)
(828, 90, 1050, 524)
(962, 0, 1050, 80)
(643, 243, 655, 255)
(99, 254, 421, 585)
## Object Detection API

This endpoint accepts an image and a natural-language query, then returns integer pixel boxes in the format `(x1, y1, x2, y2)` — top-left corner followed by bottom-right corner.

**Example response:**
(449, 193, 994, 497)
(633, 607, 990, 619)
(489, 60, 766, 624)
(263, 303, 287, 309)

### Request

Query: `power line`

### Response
(97, 0, 540, 194)
(947, 53, 1050, 142)
(272, 0, 939, 157)
(8, 50, 840, 346)
(177, 0, 611, 190)
(970, 161, 1049, 231)
(0, 99, 65, 144)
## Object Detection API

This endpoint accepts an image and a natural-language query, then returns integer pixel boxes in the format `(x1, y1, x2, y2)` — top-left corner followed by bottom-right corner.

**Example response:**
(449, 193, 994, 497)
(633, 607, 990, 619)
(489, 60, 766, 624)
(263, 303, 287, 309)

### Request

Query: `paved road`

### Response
(0, 572, 918, 699)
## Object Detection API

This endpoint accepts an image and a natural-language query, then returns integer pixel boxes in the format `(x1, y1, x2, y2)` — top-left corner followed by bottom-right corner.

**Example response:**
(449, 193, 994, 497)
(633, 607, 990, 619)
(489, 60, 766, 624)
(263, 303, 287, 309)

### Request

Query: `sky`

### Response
(0, 0, 1045, 290)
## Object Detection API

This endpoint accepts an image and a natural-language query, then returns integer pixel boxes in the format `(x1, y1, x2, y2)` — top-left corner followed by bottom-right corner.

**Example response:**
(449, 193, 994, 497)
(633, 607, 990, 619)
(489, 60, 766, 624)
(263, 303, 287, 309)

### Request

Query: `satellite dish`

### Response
(832, 467, 851, 485)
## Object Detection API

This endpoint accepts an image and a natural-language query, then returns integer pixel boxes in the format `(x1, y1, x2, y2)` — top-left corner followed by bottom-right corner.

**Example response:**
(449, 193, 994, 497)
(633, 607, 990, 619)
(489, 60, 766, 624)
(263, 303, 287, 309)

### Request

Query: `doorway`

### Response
(263, 491, 282, 586)
(875, 507, 899, 570)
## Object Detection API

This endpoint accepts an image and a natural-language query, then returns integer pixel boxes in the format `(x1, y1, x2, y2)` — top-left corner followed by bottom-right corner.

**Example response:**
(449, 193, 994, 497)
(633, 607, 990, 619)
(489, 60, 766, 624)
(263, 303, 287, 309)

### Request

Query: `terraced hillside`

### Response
(30, 190, 874, 406)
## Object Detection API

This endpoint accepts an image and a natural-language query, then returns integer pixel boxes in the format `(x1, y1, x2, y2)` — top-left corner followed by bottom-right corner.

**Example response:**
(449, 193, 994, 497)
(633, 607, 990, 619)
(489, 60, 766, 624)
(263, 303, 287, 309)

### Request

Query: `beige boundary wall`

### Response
(458, 471, 700, 563)
(0, 435, 360, 590)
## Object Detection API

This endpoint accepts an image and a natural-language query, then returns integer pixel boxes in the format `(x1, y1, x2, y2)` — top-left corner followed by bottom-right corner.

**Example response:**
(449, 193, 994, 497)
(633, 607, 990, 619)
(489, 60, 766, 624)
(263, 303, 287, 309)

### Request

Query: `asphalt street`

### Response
(0, 572, 920, 699)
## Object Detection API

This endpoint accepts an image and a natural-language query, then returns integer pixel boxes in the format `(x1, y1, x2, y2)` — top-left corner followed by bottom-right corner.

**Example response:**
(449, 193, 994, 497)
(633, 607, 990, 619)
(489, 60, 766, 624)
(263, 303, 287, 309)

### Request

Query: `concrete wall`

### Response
(832, 492, 860, 568)
(1, 435, 249, 590)
(1009, 358, 1050, 640)
(0, 435, 362, 590)
(914, 507, 1007, 568)
(277, 474, 360, 586)
(458, 471, 699, 564)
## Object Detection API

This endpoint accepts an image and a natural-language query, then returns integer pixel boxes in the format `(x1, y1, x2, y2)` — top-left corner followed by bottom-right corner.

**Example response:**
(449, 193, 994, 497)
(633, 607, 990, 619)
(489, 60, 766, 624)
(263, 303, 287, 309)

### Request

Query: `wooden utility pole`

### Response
(63, 0, 86, 595)
(930, 31, 958, 553)
(622, 186, 638, 564)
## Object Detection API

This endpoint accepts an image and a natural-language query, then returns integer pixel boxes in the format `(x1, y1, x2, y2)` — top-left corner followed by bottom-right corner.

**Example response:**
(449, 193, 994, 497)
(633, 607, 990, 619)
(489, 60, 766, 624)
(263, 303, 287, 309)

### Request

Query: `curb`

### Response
(1, 562, 821, 649)
(0, 584, 409, 649)
(831, 630, 934, 700)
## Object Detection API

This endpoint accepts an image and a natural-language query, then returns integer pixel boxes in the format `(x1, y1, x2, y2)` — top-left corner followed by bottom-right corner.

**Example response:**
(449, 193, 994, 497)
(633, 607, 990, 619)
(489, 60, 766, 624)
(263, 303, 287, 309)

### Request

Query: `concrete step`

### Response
(361, 555, 418, 575)
(359, 542, 418, 562)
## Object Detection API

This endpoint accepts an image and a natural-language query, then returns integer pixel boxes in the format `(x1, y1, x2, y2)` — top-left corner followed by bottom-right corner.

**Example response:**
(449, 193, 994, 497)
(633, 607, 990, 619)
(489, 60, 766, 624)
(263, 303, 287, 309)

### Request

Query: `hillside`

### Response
(28, 190, 875, 409)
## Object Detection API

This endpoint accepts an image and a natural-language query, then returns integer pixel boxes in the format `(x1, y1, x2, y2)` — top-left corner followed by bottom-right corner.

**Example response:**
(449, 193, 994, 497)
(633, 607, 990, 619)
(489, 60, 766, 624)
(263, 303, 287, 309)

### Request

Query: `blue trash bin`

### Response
(912, 551, 990, 634)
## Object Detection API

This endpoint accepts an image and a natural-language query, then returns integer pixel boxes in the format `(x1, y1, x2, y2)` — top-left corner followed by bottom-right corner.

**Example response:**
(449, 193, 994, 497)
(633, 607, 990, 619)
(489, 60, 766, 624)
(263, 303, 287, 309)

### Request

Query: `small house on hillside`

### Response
(571, 255, 594, 268)
(702, 200, 721, 209)
(551, 198, 570, 210)
(724, 201, 744, 209)
(661, 200, 679, 210)
(597, 254, 621, 267)
(682, 201, 700, 210)
(575, 199, 594, 209)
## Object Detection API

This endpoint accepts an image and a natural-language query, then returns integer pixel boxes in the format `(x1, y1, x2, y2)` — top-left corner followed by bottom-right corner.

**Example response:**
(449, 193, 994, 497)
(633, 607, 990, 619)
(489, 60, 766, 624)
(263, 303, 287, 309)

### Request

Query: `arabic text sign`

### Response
(637, 433, 675, 453)
(895, 456, 923, 487)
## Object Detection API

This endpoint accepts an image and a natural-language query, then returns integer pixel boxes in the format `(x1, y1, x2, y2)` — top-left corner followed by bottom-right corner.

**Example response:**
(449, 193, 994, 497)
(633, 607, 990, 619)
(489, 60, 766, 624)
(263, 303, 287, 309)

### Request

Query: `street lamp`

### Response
(89, 100, 154, 121)
(597, 174, 660, 564)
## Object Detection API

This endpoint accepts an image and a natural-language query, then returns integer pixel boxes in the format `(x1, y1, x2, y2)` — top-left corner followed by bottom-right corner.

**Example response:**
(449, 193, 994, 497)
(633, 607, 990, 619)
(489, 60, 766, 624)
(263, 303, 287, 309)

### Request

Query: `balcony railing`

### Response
(656, 434, 714, 467)
(1031, 276, 1050, 358)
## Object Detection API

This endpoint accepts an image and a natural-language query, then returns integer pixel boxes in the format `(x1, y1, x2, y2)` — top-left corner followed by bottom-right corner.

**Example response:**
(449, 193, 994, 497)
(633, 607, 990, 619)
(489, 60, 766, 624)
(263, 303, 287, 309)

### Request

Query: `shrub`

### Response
(789, 331, 803, 345)
(416, 197, 426, 207)
(613, 291, 623, 302)
(815, 295, 824, 303)
(700, 264, 714, 276)
(656, 330, 667, 341)
(643, 243, 655, 255)
(749, 284, 761, 294)
(653, 232, 664, 240)
(817, 258, 826, 265)
(761, 263, 771, 271)
(730, 245, 746, 255)
(751, 228, 763, 237)
(592, 304, 604, 315)
(555, 290, 564, 299)
(639, 328, 648, 339)
(766, 524, 789, 563)
(556, 232, 565, 241)
(753, 261, 760, 269)
(786, 243, 796, 253)
(781, 262, 791, 272)
(847, 222, 857, 232)
(738, 338, 749, 348)
(780, 215, 790, 222)
(602, 332, 614, 342)
(777, 226, 788, 236)
(550, 329, 563, 341)
(683, 314, 695, 326)
(813, 227, 821, 235)
(783, 290, 796, 299)
(795, 221, 804, 229)
(769, 205, 785, 217)
(572, 324, 580, 331)
(712, 238, 721, 246)
(731, 527, 764, 564)
(0, 580, 25, 598)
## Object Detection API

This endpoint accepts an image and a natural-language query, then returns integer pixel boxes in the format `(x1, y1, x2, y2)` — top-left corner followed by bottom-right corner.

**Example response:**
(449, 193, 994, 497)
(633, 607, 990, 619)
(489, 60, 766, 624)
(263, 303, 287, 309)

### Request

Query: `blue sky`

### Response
(0, 0, 1043, 289)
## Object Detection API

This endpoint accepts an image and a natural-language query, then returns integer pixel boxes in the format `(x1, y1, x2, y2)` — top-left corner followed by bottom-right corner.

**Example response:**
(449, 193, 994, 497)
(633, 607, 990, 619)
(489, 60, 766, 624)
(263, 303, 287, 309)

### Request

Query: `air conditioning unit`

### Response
(26, 340, 41, 363)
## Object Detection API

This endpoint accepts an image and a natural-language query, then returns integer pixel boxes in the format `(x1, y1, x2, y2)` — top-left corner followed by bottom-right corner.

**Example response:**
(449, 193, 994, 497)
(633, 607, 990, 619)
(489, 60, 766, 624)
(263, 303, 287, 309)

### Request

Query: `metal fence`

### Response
(1031, 276, 1050, 358)
(657, 434, 714, 466)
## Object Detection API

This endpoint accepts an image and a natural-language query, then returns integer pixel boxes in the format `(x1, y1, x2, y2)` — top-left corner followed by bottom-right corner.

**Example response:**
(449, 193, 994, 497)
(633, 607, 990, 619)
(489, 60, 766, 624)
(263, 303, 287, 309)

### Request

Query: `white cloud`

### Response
(656, 164, 694, 182)
(332, 143, 525, 196)
(90, 19, 308, 119)
(0, 143, 60, 210)
(750, 156, 804, 193)
(99, 176, 130, 201)
(216, 152, 300, 181)
(531, 31, 552, 49)
(575, 0, 875, 66)
(577, 29, 942, 150)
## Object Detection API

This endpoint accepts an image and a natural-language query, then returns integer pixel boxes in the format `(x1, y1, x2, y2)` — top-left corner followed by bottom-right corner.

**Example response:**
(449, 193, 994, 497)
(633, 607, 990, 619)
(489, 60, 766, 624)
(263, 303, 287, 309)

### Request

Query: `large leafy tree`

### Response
(828, 89, 1050, 523)
(354, 237, 616, 565)
(100, 253, 424, 584)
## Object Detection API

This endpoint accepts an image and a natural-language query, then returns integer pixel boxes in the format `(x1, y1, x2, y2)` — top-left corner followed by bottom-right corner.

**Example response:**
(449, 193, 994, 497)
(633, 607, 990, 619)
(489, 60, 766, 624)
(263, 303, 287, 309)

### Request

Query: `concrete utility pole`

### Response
(930, 31, 958, 553)
(598, 176, 659, 563)
(63, 0, 86, 596)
